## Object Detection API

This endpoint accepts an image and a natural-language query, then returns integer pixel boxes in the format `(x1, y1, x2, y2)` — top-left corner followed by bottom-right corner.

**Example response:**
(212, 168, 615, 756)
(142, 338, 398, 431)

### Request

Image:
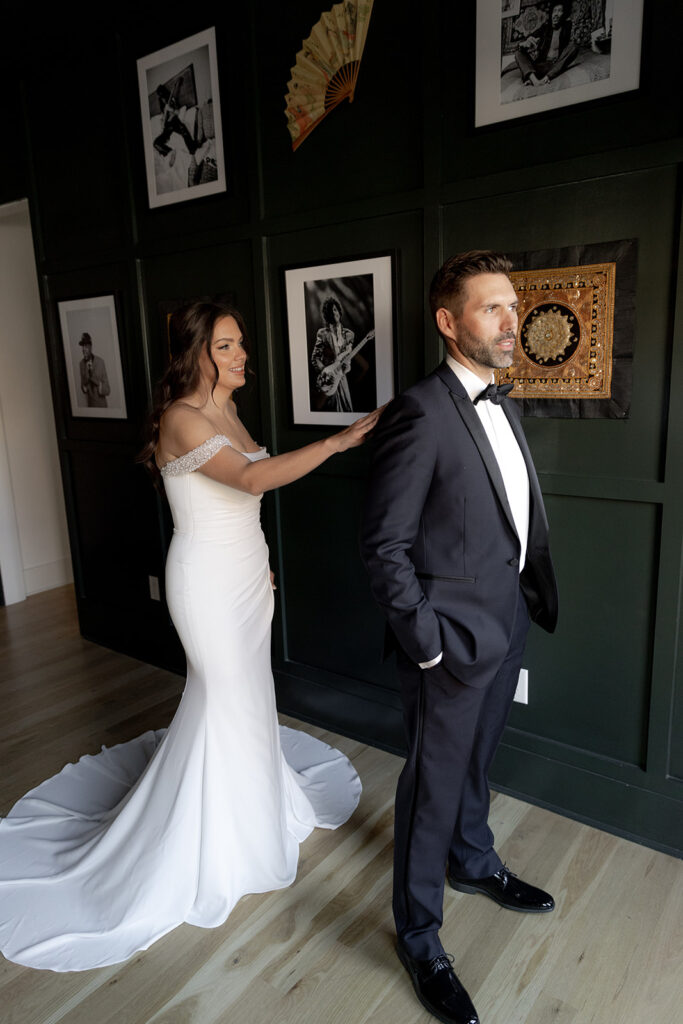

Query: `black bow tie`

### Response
(473, 381, 514, 405)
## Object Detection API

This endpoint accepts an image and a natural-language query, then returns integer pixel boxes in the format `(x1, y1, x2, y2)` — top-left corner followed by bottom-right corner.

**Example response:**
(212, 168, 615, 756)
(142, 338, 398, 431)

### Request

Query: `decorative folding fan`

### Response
(284, 0, 375, 150)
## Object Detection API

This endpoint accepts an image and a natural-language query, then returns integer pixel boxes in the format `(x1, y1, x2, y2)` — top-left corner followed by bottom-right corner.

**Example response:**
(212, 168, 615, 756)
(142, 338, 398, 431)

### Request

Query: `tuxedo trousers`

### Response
(393, 590, 530, 959)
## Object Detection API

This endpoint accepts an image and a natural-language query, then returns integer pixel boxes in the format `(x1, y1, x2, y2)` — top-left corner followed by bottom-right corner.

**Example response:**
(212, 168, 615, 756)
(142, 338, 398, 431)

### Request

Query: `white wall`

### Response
(0, 199, 72, 602)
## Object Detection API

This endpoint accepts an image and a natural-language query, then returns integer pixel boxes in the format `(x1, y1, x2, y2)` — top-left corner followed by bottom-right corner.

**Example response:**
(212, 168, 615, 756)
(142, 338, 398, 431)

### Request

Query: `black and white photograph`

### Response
(137, 27, 226, 208)
(57, 295, 127, 419)
(284, 255, 394, 426)
(475, 0, 643, 127)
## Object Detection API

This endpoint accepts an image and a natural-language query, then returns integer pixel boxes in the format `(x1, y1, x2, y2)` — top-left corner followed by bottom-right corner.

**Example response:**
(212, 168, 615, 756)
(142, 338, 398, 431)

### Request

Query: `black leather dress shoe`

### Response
(396, 942, 479, 1024)
(447, 864, 554, 912)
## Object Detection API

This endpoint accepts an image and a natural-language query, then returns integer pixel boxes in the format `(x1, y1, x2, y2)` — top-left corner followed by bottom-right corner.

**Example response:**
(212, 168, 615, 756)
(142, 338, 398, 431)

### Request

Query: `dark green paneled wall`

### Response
(521, 494, 658, 767)
(3, 1, 682, 855)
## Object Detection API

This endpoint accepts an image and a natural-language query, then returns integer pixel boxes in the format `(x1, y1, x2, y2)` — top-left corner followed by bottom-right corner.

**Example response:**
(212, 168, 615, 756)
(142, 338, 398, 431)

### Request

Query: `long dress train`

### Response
(0, 436, 361, 971)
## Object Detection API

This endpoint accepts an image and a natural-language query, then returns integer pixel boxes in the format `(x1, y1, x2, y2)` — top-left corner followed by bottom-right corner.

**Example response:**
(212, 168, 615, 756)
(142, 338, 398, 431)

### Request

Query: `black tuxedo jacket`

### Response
(535, 18, 573, 61)
(360, 362, 558, 689)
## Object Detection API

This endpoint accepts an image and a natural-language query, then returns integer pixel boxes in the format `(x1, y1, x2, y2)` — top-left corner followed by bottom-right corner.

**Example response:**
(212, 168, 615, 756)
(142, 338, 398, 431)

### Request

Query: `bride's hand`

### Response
(326, 406, 385, 454)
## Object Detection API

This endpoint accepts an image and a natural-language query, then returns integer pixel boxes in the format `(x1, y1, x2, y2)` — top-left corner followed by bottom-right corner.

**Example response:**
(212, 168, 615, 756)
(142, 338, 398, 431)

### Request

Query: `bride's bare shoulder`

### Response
(158, 402, 220, 459)
(161, 401, 212, 432)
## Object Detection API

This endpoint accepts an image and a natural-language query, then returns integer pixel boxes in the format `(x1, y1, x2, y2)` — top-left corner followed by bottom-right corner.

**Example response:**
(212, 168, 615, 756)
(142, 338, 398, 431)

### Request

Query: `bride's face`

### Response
(200, 315, 247, 394)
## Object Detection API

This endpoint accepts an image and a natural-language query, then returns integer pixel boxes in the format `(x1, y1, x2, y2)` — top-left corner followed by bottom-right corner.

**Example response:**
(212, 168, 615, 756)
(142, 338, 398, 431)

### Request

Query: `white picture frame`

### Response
(475, 0, 644, 127)
(284, 254, 395, 426)
(57, 295, 128, 420)
(137, 27, 226, 208)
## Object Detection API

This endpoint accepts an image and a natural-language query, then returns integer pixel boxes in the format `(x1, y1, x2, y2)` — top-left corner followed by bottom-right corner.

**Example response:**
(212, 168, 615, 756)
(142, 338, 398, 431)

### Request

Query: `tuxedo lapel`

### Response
(435, 363, 519, 541)
(502, 402, 549, 532)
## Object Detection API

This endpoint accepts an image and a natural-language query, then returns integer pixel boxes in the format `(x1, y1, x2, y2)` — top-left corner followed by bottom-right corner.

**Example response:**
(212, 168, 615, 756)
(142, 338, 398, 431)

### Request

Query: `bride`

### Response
(0, 299, 380, 972)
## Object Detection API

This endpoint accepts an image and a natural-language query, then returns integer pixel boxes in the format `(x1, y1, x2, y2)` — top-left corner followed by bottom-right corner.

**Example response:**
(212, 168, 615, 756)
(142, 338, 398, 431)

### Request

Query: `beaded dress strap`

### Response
(160, 435, 232, 477)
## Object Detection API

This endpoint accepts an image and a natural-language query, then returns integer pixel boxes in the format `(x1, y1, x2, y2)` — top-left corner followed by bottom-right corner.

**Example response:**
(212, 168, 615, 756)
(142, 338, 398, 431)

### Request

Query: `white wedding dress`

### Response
(0, 436, 361, 972)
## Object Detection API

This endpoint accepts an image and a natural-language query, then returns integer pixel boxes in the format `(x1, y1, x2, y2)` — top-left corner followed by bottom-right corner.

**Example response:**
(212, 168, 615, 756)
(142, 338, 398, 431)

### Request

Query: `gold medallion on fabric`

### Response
(500, 262, 616, 400)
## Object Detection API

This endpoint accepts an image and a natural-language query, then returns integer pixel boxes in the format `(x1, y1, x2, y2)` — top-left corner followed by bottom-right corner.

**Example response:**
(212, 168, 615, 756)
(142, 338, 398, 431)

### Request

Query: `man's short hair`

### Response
(429, 250, 513, 329)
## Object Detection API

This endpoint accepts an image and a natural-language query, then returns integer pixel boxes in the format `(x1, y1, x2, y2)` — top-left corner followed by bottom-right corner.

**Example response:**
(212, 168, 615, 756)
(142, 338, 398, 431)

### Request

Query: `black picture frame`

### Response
(475, 0, 644, 128)
(57, 294, 128, 420)
(282, 253, 395, 426)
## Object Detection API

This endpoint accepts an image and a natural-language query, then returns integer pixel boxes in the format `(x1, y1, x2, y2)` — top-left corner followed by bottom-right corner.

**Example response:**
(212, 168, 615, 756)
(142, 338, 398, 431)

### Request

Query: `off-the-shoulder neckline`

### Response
(157, 434, 265, 472)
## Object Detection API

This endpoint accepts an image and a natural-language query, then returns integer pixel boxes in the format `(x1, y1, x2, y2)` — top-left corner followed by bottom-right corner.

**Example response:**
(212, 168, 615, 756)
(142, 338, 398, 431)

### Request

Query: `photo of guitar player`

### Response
(308, 280, 377, 413)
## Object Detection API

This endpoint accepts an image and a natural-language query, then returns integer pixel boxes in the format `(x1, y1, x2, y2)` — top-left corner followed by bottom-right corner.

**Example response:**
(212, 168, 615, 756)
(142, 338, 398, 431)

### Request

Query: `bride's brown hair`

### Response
(138, 298, 251, 483)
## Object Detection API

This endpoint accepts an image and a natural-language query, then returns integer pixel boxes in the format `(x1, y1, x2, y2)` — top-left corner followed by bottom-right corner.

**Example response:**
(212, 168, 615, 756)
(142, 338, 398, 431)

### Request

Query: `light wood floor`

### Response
(1, 587, 681, 1024)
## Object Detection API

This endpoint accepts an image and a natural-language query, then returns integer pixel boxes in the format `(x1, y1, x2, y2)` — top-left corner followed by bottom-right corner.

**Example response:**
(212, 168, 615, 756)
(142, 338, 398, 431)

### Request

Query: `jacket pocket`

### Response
(416, 572, 476, 583)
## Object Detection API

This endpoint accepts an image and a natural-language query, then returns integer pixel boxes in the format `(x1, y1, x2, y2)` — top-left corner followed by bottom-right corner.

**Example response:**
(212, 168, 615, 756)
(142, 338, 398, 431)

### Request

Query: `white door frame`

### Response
(0, 397, 26, 604)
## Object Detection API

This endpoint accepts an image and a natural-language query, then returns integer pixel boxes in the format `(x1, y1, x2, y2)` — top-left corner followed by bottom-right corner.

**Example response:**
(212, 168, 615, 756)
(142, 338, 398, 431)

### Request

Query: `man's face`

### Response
(551, 5, 565, 27)
(442, 273, 519, 376)
(81, 343, 93, 360)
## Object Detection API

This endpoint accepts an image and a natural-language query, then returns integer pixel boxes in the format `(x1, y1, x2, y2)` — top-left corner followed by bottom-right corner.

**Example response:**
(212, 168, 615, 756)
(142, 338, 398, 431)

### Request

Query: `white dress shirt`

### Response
(418, 355, 530, 669)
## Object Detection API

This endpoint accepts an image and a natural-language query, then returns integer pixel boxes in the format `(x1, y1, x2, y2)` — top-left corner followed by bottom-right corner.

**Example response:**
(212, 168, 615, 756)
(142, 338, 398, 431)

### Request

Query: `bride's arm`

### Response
(159, 405, 382, 494)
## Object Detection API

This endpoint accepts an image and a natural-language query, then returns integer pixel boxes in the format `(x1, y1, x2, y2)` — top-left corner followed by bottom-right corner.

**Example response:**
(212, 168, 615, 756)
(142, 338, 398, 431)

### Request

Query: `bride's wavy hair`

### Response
(138, 298, 252, 484)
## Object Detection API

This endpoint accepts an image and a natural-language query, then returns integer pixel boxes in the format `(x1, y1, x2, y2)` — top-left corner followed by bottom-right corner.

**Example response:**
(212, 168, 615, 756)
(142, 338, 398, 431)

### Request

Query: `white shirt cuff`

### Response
(418, 651, 443, 669)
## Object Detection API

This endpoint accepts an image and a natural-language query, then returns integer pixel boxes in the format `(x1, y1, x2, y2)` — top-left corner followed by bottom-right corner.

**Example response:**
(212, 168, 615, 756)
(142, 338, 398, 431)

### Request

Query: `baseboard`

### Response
(274, 668, 683, 859)
(24, 556, 73, 595)
(274, 668, 405, 754)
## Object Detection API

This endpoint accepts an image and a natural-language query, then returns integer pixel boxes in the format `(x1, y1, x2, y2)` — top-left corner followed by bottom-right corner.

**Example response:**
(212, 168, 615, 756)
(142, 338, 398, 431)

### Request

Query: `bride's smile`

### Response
(200, 314, 248, 394)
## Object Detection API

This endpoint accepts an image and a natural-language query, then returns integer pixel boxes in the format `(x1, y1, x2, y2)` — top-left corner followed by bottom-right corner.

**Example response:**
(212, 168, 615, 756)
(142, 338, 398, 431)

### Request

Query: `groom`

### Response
(360, 251, 559, 1024)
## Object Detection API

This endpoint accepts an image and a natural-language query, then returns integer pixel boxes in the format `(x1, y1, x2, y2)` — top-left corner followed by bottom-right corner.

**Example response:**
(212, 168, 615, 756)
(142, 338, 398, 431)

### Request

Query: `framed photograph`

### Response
(475, 0, 644, 127)
(57, 295, 128, 419)
(283, 254, 395, 426)
(137, 27, 226, 208)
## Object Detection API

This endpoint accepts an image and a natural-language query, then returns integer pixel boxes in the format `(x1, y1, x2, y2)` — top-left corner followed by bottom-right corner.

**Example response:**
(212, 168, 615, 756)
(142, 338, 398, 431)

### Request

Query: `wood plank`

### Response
(1, 586, 681, 1024)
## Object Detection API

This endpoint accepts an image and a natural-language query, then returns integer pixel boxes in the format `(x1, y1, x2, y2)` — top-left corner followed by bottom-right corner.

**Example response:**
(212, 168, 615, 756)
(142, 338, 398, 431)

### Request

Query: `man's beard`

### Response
(455, 323, 516, 369)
